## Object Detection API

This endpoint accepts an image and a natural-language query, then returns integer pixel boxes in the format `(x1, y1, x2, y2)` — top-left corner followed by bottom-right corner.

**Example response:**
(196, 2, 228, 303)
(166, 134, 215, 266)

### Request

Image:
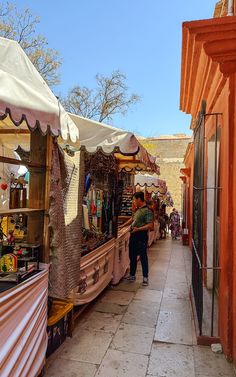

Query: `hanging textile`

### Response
(49, 142, 81, 298)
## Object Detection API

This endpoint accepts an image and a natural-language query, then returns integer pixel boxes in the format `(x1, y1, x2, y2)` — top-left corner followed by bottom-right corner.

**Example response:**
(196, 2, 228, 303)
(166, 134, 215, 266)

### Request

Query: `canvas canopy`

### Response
(0, 37, 79, 143)
(134, 173, 173, 205)
(135, 174, 167, 194)
(69, 114, 159, 174)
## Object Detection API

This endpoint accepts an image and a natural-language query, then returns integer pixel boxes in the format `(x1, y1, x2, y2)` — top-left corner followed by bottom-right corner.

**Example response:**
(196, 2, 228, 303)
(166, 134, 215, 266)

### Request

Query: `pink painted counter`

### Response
(71, 238, 115, 305)
(112, 226, 130, 285)
(148, 221, 160, 247)
(0, 268, 48, 377)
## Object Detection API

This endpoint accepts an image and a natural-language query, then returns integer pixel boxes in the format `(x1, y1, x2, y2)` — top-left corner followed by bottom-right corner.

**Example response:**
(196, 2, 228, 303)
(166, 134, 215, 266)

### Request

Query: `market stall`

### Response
(66, 114, 159, 298)
(134, 174, 173, 245)
(0, 37, 78, 376)
(134, 174, 167, 197)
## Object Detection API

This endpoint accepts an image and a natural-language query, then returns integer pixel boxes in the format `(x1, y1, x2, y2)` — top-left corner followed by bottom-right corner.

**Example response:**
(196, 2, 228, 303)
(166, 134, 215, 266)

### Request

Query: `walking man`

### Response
(125, 192, 154, 286)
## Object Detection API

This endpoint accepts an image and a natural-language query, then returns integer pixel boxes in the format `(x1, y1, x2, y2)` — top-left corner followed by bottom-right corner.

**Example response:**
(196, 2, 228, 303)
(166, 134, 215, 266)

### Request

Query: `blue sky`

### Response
(14, 0, 217, 137)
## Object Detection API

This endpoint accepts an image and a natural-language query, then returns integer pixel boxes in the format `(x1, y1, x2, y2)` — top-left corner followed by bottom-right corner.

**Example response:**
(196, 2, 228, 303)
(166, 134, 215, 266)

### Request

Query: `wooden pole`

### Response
(27, 129, 48, 261)
(42, 134, 53, 263)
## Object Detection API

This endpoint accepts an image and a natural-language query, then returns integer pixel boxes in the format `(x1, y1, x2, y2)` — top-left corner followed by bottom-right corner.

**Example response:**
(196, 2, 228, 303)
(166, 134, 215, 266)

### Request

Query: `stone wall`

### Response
(140, 135, 191, 213)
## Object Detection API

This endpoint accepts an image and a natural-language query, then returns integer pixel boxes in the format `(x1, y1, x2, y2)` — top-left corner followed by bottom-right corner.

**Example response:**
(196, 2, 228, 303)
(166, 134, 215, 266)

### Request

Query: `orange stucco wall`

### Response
(204, 74, 236, 365)
(189, 72, 235, 363)
(229, 73, 236, 364)
(205, 79, 232, 359)
(183, 144, 194, 247)
(181, 16, 236, 365)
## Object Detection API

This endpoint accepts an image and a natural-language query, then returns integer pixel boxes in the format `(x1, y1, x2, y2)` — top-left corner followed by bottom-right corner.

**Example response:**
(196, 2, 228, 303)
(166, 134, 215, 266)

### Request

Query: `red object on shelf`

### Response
(1, 183, 8, 191)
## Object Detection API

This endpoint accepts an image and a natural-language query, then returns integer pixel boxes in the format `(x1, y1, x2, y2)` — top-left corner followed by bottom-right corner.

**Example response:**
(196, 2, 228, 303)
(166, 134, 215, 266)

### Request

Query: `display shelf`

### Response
(0, 268, 34, 279)
(119, 186, 133, 217)
(0, 268, 40, 286)
(0, 208, 44, 216)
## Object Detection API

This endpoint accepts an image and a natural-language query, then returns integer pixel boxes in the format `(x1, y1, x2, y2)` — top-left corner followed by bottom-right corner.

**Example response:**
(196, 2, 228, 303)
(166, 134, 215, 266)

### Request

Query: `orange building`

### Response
(180, 1, 236, 366)
(180, 142, 193, 243)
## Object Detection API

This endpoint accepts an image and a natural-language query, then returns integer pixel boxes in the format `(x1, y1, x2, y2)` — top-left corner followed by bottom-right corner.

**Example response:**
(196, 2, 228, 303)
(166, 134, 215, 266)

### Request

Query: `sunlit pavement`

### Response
(44, 238, 236, 377)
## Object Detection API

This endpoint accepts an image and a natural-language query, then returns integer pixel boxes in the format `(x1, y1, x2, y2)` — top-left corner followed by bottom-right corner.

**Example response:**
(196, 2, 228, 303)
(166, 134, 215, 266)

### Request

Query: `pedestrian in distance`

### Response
(170, 209, 180, 240)
(159, 210, 166, 239)
(169, 208, 176, 224)
(164, 213, 169, 233)
(124, 191, 154, 286)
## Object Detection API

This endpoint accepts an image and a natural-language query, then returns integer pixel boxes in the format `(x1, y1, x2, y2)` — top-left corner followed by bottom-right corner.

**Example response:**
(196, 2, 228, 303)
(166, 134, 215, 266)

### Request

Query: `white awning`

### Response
(0, 37, 79, 143)
(69, 113, 139, 155)
(69, 114, 159, 174)
(134, 174, 167, 194)
(134, 174, 166, 188)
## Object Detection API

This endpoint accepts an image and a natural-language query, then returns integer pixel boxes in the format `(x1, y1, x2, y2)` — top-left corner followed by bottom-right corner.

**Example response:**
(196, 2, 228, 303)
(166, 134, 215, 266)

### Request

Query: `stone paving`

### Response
(45, 239, 236, 377)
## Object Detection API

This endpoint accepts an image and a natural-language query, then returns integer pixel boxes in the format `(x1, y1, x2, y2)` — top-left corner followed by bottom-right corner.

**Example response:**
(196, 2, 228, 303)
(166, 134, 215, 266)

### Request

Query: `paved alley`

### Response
(45, 239, 236, 377)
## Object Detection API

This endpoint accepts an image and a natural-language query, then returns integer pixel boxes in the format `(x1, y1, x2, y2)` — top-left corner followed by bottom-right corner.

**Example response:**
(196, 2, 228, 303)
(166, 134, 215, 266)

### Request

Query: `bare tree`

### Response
(0, 2, 61, 86)
(62, 71, 140, 123)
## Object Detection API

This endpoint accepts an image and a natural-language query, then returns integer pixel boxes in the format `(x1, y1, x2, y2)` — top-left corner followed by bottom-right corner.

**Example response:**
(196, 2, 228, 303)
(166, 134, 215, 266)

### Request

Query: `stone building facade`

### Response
(140, 134, 191, 213)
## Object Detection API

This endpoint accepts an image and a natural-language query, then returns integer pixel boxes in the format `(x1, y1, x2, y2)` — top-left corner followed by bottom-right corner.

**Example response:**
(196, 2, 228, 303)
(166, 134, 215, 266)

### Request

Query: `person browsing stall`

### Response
(125, 191, 154, 286)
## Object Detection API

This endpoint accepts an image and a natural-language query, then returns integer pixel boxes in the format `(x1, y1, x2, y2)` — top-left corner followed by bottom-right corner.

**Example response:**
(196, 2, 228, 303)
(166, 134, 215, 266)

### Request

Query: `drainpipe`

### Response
(227, 0, 234, 15)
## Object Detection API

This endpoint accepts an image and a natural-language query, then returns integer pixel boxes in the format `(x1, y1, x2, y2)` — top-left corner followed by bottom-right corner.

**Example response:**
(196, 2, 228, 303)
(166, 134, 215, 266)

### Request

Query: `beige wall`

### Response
(140, 135, 191, 213)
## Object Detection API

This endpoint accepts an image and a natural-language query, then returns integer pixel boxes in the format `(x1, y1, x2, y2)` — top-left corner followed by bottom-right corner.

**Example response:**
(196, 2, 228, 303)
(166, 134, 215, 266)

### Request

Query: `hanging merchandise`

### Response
(102, 192, 109, 234)
(87, 188, 92, 215)
(1, 182, 8, 191)
(84, 173, 92, 194)
(92, 216, 98, 228)
(109, 220, 113, 236)
(91, 188, 97, 216)
(80, 151, 117, 257)
(0, 145, 19, 211)
(82, 204, 90, 230)
(91, 188, 97, 227)
(7, 230, 15, 245)
(119, 186, 133, 217)
(96, 190, 102, 218)
(0, 176, 9, 210)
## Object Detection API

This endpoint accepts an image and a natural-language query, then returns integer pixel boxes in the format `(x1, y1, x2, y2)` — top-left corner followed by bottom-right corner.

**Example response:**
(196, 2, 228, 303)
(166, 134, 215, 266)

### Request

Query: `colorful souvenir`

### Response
(0, 220, 6, 241)
(1, 253, 17, 272)
(82, 205, 90, 230)
(0, 178, 9, 210)
(96, 190, 102, 218)
(14, 247, 28, 257)
(7, 230, 15, 245)
(84, 173, 92, 193)
(0, 182, 8, 191)
(91, 190, 97, 216)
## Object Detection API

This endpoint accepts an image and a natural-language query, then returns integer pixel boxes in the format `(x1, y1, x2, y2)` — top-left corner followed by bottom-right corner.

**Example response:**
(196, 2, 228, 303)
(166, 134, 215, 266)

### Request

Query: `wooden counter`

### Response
(112, 226, 130, 285)
(148, 221, 160, 247)
(70, 238, 115, 305)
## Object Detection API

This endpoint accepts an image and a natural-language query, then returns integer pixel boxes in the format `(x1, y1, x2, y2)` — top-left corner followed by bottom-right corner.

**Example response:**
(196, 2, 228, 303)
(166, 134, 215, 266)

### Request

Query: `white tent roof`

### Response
(69, 113, 139, 155)
(134, 174, 173, 205)
(0, 37, 79, 143)
(69, 114, 159, 174)
(134, 174, 166, 188)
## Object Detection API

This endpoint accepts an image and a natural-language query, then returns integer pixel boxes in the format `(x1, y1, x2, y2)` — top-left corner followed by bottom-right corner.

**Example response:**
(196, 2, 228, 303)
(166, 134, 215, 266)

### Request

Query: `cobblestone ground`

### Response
(45, 239, 236, 377)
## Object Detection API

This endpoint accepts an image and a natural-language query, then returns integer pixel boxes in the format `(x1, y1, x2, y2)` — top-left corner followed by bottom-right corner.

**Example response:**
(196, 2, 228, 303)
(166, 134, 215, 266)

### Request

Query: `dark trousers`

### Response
(129, 232, 149, 278)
